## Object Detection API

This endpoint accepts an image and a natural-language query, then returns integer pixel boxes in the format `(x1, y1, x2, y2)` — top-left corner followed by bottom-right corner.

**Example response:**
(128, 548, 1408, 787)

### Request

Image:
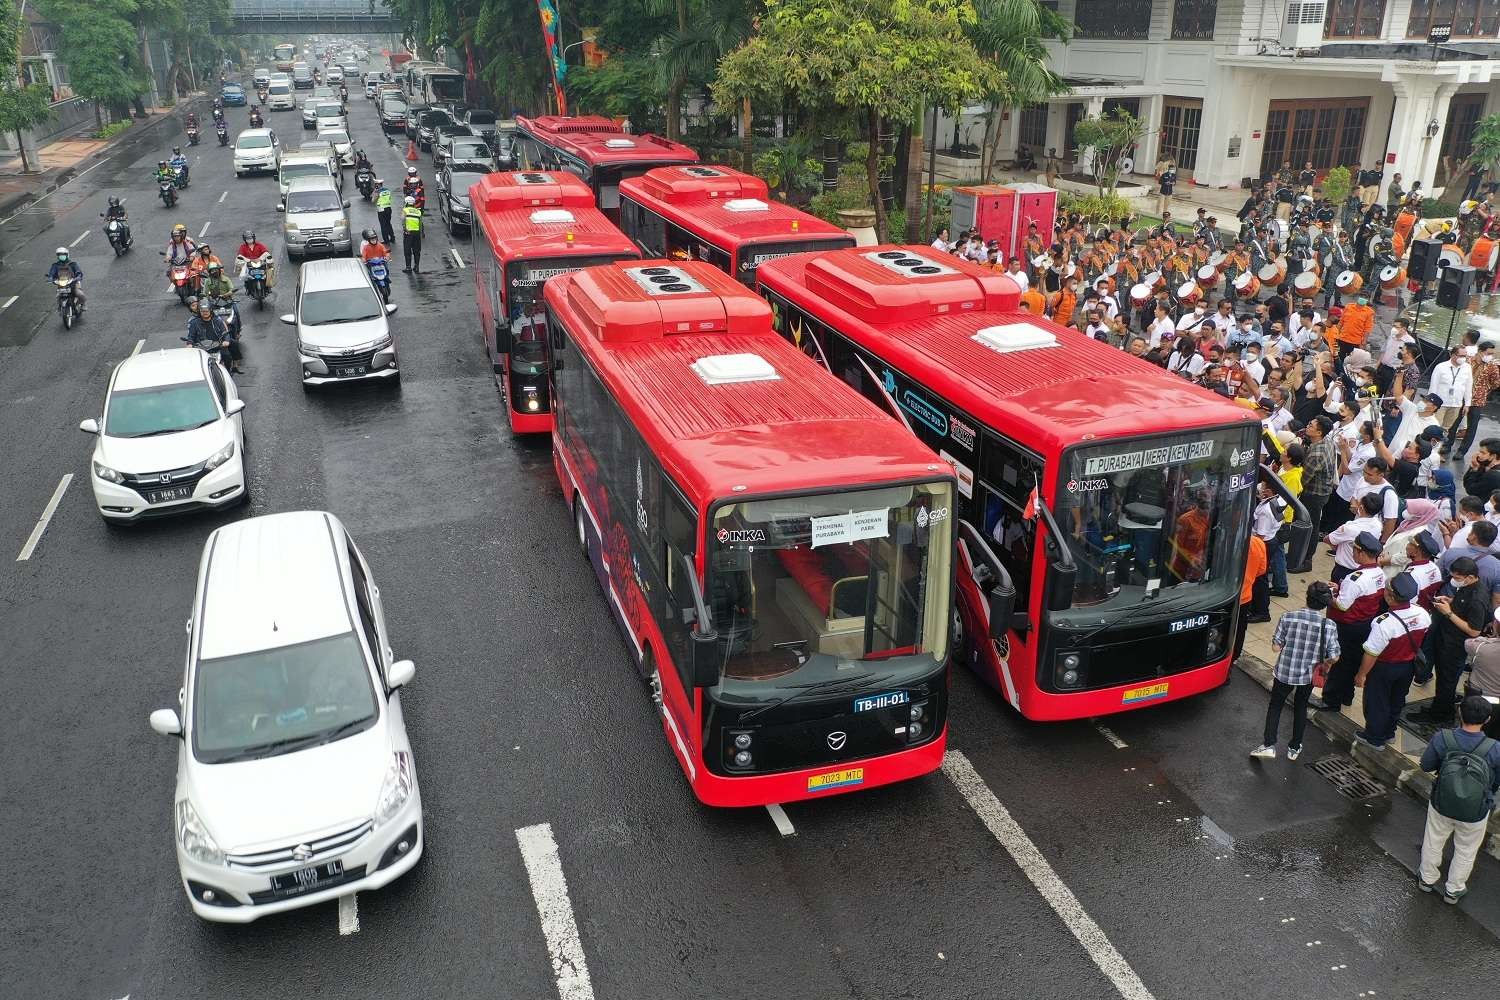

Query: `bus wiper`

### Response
(1072, 591, 1204, 647)
(740, 671, 894, 722)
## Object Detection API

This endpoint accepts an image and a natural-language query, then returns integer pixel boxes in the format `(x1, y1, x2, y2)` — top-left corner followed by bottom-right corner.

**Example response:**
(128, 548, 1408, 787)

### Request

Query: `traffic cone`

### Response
(405, 139, 419, 162)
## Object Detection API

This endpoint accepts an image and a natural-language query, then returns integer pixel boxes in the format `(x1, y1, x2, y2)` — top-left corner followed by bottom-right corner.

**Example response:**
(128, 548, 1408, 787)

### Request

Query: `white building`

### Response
(954, 0, 1500, 201)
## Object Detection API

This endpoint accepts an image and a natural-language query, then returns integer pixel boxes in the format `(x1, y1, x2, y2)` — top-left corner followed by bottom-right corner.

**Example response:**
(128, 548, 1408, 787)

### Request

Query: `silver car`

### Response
(277, 176, 353, 259)
(281, 257, 399, 387)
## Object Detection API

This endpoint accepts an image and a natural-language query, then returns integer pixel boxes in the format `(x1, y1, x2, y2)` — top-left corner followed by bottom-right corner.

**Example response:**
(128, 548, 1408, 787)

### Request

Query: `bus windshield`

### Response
(708, 482, 952, 701)
(505, 256, 630, 373)
(428, 73, 464, 102)
(1056, 425, 1257, 611)
(736, 238, 856, 286)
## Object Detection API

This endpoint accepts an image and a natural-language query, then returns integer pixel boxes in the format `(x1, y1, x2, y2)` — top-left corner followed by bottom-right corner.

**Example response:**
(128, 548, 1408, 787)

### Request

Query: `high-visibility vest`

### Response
(376, 189, 392, 211)
(403, 206, 422, 233)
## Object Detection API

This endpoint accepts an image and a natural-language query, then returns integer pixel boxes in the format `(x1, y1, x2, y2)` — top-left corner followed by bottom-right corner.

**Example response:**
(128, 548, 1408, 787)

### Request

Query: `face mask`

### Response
(1467, 345, 1479, 356)
(1354, 376, 1368, 387)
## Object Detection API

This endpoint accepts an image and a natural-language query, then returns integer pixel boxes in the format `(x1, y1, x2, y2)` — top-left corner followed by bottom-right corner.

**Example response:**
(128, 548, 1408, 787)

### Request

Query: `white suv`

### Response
(149, 510, 423, 923)
(232, 128, 280, 177)
(282, 257, 400, 386)
(80, 347, 246, 523)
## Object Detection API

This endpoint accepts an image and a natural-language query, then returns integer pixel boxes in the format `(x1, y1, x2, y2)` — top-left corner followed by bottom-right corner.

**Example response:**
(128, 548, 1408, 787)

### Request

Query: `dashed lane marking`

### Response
(218, 191, 227, 204)
(198, 221, 211, 238)
(1094, 725, 1128, 749)
(1, 295, 16, 310)
(16, 474, 73, 562)
(449, 247, 464, 269)
(131, 338, 145, 356)
(943, 751, 1157, 1000)
(338, 892, 359, 935)
(766, 803, 795, 837)
(69, 230, 89, 248)
(516, 822, 595, 1000)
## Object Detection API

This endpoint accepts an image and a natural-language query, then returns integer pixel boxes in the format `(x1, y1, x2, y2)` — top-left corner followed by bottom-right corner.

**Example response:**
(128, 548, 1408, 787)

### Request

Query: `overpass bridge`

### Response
(227, 0, 398, 34)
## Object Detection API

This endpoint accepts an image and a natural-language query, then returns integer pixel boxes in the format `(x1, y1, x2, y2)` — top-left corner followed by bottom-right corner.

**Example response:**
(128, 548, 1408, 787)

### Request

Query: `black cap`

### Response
(1354, 530, 1382, 554)
(1416, 532, 1442, 557)
(1390, 572, 1419, 600)
(1424, 392, 1443, 407)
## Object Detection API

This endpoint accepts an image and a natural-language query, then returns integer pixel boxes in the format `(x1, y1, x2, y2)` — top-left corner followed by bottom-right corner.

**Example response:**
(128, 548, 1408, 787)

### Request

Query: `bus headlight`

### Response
(733, 732, 752, 750)
(733, 750, 752, 767)
(1055, 652, 1084, 689)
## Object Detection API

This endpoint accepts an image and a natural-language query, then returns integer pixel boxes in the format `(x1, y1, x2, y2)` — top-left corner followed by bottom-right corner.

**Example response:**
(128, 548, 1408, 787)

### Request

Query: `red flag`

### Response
(1023, 486, 1038, 521)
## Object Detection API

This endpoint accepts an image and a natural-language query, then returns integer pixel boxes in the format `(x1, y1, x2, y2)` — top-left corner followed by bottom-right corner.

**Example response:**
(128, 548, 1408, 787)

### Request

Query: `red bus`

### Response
(544, 259, 967, 806)
(469, 171, 640, 433)
(512, 115, 698, 219)
(617, 164, 856, 287)
(758, 246, 1260, 721)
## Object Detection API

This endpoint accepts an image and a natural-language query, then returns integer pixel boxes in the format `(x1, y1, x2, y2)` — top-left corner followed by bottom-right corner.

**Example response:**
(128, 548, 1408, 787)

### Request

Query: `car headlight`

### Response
(374, 751, 413, 824)
(203, 441, 236, 471)
(92, 460, 124, 484)
(333, 219, 348, 230)
(285, 222, 300, 232)
(176, 799, 224, 864)
(371, 334, 394, 351)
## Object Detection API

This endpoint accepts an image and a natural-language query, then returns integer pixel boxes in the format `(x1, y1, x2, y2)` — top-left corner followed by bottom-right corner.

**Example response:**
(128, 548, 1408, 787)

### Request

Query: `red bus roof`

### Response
(619, 164, 854, 252)
(515, 115, 699, 168)
(545, 259, 946, 501)
(756, 246, 1256, 454)
(471, 176, 638, 264)
(470, 170, 599, 213)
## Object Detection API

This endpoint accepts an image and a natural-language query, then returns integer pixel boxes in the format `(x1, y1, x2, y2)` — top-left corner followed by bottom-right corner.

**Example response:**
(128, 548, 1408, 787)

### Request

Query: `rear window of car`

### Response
(269, 84, 291, 95)
(239, 134, 272, 148)
(466, 111, 496, 125)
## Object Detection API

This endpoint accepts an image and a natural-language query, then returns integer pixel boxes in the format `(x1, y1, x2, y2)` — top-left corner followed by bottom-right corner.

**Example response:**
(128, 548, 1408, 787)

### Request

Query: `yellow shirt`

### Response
(1278, 466, 1303, 523)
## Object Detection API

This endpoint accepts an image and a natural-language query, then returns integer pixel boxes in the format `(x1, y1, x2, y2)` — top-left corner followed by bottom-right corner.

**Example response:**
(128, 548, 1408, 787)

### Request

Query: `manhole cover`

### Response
(1309, 754, 1387, 800)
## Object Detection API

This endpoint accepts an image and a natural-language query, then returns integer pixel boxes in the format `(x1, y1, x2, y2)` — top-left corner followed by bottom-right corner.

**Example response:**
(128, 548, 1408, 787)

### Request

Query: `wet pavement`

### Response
(2, 60, 1500, 1000)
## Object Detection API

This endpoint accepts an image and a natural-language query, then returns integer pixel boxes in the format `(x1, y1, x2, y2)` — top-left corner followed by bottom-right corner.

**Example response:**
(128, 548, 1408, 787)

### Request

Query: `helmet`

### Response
(172, 223, 187, 236)
(172, 146, 181, 155)
(158, 160, 168, 168)
(373, 177, 384, 187)
(404, 196, 415, 206)
(362, 228, 377, 242)
(107, 196, 120, 208)
(198, 244, 212, 255)
(207, 261, 222, 272)
(55, 247, 68, 259)
(197, 299, 213, 314)
(242, 230, 254, 242)
(406, 166, 417, 176)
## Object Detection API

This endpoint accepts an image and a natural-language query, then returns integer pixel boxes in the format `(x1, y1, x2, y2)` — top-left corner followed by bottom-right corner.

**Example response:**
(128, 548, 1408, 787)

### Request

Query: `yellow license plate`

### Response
(807, 767, 865, 792)
(1122, 682, 1170, 705)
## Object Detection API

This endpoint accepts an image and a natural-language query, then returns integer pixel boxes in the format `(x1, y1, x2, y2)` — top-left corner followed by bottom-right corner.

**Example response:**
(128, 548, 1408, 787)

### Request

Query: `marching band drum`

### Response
(1130, 282, 1154, 308)
(1292, 270, 1322, 298)
(1378, 264, 1406, 289)
(1233, 271, 1261, 298)
(1334, 270, 1363, 295)
(1256, 257, 1287, 286)
(1176, 280, 1203, 306)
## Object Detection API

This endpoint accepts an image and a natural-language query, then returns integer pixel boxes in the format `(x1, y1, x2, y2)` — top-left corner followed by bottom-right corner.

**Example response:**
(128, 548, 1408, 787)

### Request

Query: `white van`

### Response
(266, 81, 295, 111)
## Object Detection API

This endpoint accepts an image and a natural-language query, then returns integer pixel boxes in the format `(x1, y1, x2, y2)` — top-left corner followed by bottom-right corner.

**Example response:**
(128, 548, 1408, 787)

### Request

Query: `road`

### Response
(2, 66, 1499, 1000)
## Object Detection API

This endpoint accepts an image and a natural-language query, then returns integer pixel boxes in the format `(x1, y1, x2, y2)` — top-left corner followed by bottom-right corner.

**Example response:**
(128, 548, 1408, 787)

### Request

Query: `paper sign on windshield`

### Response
(811, 509, 889, 548)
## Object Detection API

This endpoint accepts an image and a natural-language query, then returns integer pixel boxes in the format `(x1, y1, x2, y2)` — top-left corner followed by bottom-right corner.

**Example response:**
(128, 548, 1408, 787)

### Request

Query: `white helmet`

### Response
(406, 166, 417, 176)
(404, 196, 416, 206)
(55, 246, 69, 257)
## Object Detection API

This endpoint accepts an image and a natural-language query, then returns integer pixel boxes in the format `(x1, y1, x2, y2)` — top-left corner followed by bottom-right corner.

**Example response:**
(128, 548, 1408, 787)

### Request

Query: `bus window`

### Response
(663, 487, 698, 693)
(626, 202, 667, 257)
(664, 220, 729, 270)
(978, 433, 1043, 617)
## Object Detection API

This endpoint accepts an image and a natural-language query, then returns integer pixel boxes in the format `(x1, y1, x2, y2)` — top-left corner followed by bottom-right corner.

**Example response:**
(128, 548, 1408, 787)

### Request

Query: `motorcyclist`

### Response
(235, 229, 274, 291)
(164, 223, 198, 267)
(199, 260, 241, 338)
(248, 106, 264, 128)
(185, 299, 242, 373)
(169, 147, 190, 186)
(100, 195, 131, 248)
(188, 243, 222, 289)
(46, 247, 85, 310)
(155, 160, 175, 188)
(211, 106, 226, 126)
(184, 111, 199, 130)
(360, 228, 389, 263)
(353, 148, 372, 173)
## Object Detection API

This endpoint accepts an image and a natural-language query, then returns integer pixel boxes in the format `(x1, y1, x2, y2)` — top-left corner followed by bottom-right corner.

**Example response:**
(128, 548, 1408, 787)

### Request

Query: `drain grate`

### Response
(1309, 754, 1387, 800)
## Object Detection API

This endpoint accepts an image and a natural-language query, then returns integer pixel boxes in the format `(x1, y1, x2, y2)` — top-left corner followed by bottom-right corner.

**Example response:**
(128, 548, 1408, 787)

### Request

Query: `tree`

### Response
(37, 0, 146, 127)
(714, 0, 999, 239)
(753, 133, 819, 199)
(1467, 113, 1500, 175)
(1321, 165, 1351, 206)
(1073, 108, 1147, 198)
(0, 0, 54, 172)
(967, 0, 1070, 184)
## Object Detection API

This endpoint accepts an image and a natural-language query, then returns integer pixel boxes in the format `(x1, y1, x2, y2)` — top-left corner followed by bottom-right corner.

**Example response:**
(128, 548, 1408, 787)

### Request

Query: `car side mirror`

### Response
(387, 658, 416, 690)
(225, 398, 246, 416)
(276, 202, 285, 212)
(385, 303, 398, 314)
(279, 313, 296, 325)
(149, 708, 183, 738)
(79, 418, 99, 434)
(343, 200, 351, 208)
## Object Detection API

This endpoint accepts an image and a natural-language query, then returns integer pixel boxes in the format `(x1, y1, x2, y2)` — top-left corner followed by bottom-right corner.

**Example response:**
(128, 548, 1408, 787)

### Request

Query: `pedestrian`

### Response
(1326, 493, 1384, 582)
(1292, 416, 1337, 572)
(401, 195, 423, 273)
(375, 179, 395, 244)
(1252, 581, 1340, 761)
(1420, 556, 1489, 725)
(1314, 530, 1385, 710)
(1417, 695, 1500, 903)
(1234, 532, 1269, 662)
(1354, 571, 1431, 748)
(1255, 480, 1289, 598)
(1463, 438, 1500, 499)
(1430, 345, 1474, 451)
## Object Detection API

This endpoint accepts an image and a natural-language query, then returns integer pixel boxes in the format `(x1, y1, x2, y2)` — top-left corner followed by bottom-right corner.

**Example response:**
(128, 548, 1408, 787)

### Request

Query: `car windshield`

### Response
(223, 86, 242, 94)
(707, 482, 953, 704)
(105, 380, 219, 437)
(453, 142, 490, 159)
(286, 189, 342, 213)
(505, 255, 627, 372)
(191, 633, 378, 764)
(383, 101, 407, 114)
(1055, 424, 1258, 613)
(238, 135, 272, 149)
(316, 105, 341, 117)
(466, 110, 495, 125)
(269, 84, 290, 94)
(302, 287, 384, 325)
(450, 170, 488, 195)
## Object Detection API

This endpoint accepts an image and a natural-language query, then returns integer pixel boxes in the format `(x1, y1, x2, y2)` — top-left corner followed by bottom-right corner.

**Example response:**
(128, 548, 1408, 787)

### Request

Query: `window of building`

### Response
(1259, 99, 1369, 179)
(1074, 0, 1151, 38)
(1160, 98, 1203, 173)
(1171, 0, 1218, 39)
(1324, 0, 1387, 37)
(1441, 93, 1487, 163)
(1408, 0, 1500, 37)
(1019, 105, 1048, 151)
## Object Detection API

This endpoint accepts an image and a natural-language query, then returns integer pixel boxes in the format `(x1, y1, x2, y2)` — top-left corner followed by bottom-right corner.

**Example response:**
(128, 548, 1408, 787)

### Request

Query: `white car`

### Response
(149, 510, 423, 923)
(266, 81, 296, 111)
(326, 66, 344, 84)
(282, 257, 399, 385)
(318, 127, 354, 167)
(80, 348, 246, 523)
(233, 128, 280, 177)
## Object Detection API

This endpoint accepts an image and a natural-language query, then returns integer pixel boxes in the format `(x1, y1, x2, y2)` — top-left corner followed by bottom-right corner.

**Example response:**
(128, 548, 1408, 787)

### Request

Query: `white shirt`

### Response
(1147, 316, 1177, 350)
(1253, 497, 1282, 541)
(1329, 513, 1383, 569)
(1168, 350, 1205, 378)
(1267, 407, 1295, 433)
(1210, 312, 1236, 335)
(1363, 605, 1431, 660)
(1289, 309, 1323, 342)
(1351, 478, 1400, 521)
(931, 237, 950, 252)
(1452, 520, 1500, 554)
(1177, 309, 1209, 332)
(1006, 268, 1029, 293)
(1242, 357, 1268, 385)
(1430, 359, 1474, 406)
(1379, 330, 1414, 368)
(1085, 321, 1112, 340)
(1335, 440, 1375, 499)
(1322, 379, 1347, 415)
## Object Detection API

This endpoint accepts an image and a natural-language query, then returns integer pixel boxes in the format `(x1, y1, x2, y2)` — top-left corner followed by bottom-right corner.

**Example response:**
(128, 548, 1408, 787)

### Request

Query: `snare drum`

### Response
(1196, 263, 1221, 286)
(1292, 270, 1322, 297)
(1334, 270, 1363, 295)
(1176, 280, 1203, 306)
(1258, 257, 1288, 285)
(1207, 250, 1227, 272)
(1379, 265, 1406, 289)
(1145, 270, 1165, 291)
(1130, 282, 1154, 308)
(1233, 271, 1261, 298)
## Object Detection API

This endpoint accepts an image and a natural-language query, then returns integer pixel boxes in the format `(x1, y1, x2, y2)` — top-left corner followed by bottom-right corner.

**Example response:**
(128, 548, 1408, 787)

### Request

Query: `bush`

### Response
(885, 207, 907, 243)
(94, 120, 132, 140)
(1321, 165, 1351, 205)
(1059, 191, 1132, 224)
(1424, 199, 1461, 218)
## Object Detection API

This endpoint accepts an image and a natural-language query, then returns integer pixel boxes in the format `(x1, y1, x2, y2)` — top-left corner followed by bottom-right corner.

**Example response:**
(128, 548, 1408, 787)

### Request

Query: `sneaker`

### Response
(1287, 745, 1302, 761)
(1246, 612, 1272, 623)
(1250, 744, 1277, 759)
(1310, 697, 1339, 711)
(1354, 730, 1387, 749)
(1419, 879, 1439, 893)
(1443, 887, 1468, 905)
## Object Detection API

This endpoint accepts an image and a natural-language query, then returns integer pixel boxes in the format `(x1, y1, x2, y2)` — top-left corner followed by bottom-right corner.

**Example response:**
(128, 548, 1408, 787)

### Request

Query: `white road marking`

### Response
(943, 751, 1157, 1000)
(766, 803, 795, 837)
(198, 221, 211, 238)
(131, 338, 145, 356)
(338, 893, 359, 935)
(16, 474, 73, 562)
(449, 247, 465, 269)
(69, 230, 89, 247)
(1, 295, 16, 310)
(516, 822, 595, 1000)
(1094, 725, 1128, 749)
(218, 190, 228, 204)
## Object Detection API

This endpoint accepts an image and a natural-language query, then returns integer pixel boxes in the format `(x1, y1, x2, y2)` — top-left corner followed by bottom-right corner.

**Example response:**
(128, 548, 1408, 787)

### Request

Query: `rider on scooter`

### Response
(165, 223, 197, 266)
(46, 247, 85, 311)
(169, 147, 190, 185)
(236, 229, 275, 291)
(199, 260, 241, 337)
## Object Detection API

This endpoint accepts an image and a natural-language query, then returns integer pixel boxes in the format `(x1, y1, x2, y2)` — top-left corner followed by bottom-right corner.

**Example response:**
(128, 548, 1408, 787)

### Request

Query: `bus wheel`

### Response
(640, 647, 663, 705)
(574, 496, 589, 559)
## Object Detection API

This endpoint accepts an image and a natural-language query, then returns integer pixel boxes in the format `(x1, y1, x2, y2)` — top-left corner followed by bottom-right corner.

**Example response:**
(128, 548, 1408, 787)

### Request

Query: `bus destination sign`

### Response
(1083, 440, 1214, 476)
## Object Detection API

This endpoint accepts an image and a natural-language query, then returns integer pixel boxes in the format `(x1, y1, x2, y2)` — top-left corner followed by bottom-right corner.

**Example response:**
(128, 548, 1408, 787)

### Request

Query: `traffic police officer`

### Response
(375, 179, 395, 244)
(402, 195, 423, 273)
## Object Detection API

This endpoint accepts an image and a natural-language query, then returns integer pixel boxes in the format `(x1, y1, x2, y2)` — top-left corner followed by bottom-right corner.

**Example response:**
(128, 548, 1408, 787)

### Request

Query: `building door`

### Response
(1259, 97, 1369, 181)
(1159, 97, 1203, 177)
(1441, 92, 1487, 174)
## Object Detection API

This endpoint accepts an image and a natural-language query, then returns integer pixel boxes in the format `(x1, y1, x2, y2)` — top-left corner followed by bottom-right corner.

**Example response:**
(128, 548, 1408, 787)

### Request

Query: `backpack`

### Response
(1376, 484, 1406, 522)
(1434, 730, 1497, 823)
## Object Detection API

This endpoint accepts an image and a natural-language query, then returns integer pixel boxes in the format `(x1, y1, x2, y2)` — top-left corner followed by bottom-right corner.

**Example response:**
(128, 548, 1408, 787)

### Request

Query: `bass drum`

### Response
(1129, 282, 1154, 308)
(1233, 271, 1261, 298)
(1292, 270, 1322, 298)
(1379, 265, 1407, 289)
(1334, 270, 1363, 295)
(1196, 263, 1221, 286)
(1439, 245, 1466, 270)
(1257, 257, 1287, 285)
(1144, 270, 1165, 291)
(1176, 280, 1203, 306)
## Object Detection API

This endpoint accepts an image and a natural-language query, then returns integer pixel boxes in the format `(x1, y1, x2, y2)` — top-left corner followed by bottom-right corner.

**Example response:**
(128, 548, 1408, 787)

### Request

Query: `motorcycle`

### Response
(355, 167, 374, 200)
(209, 295, 241, 339)
(249, 110, 264, 128)
(238, 253, 272, 309)
(164, 257, 197, 305)
(186, 125, 200, 146)
(159, 178, 178, 208)
(256, 86, 268, 104)
(216, 123, 229, 146)
(102, 216, 132, 255)
(172, 164, 190, 190)
(55, 275, 80, 329)
(366, 256, 391, 304)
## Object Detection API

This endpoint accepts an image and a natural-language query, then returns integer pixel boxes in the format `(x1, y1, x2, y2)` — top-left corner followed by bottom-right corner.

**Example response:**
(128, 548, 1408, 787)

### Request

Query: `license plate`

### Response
(1122, 681, 1170, 705)
(270, 859, 343, 896)
(335, 365, 368, 377)
(144, 485, 193, 504)
(249, 269, 264, 279)
(807, 767, 864, 792)
(853, 690, 909, 713)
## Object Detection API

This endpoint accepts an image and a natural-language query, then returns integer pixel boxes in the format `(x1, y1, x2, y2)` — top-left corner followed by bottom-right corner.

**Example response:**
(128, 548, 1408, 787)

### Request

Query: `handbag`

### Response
(1312, 618, 1333, 688)
(1391, 608, 1431, 675)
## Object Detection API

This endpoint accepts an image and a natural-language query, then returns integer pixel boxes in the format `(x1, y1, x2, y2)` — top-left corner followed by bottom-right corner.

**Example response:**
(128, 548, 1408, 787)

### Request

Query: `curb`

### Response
(1236, 653, 1498, 834)
(0, 96, 208, 234)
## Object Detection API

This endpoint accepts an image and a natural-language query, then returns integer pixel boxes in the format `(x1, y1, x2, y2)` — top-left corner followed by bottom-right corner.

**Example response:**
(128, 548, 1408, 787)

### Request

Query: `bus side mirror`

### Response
(496, 322, 512, 355)
(956, 521, 1020, 640)
(1045, 562, 1076, 612)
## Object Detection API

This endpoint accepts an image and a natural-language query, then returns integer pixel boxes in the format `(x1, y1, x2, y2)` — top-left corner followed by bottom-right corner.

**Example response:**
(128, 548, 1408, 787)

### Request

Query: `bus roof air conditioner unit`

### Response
(1281, 0, 1328, 49)
(625, 265, 708, 295)
(862, 249, 957, 278)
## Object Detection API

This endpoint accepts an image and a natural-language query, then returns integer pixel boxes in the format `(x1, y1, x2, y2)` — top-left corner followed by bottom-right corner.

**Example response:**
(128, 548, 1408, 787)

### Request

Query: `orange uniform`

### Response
(1051, 287, 1077, 325)
(1241, 535, 1267, 605)
(1336, 302, 1375, 348)
(1020, 287, 1046, 316)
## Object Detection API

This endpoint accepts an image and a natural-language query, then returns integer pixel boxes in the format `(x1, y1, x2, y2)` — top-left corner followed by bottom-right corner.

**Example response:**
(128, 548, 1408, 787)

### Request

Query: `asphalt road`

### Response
(3, 65, 1500, 1000)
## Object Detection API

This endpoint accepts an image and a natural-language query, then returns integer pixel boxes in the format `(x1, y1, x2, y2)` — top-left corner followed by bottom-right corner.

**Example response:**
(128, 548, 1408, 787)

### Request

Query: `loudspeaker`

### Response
(1437, 264, 1476, 309)
(1409, 237, 1444, 283)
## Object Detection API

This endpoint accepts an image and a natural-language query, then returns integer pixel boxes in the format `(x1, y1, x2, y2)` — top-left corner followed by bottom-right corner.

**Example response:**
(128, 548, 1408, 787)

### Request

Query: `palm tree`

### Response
(650, 0, 754, 144)
(967, 0, 1071, 182)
